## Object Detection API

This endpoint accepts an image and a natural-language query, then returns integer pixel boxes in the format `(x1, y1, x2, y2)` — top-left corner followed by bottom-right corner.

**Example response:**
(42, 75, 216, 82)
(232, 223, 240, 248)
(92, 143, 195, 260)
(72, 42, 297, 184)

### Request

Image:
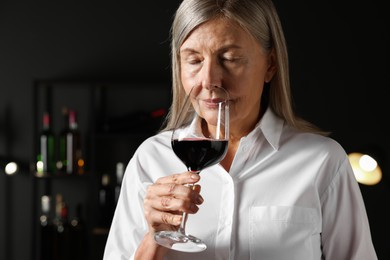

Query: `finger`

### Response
(147, 183, 204, 204)
(145, 207, 183, 229)
(147, 182, 190, 199)
(145, 184, 202, 213)
(192, 184, 201, 194)
(192, 184, 204, 204)
(155, 171, 200, 185)
(148, 195, 200, 213)
(150, 171, 201, 199)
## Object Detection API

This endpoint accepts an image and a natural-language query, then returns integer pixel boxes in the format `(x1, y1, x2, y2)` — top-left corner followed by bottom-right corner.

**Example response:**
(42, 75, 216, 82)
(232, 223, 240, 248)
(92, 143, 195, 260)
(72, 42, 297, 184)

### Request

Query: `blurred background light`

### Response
(1, 156, 31, 176)
(5, 162, 18, 175)
(348, 152, 382, 185)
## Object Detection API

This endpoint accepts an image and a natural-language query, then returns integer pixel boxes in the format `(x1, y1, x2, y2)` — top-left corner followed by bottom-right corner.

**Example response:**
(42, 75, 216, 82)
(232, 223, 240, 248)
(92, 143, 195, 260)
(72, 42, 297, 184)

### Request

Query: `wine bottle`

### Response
(57, 107, 68, 173)
(37, 112, 55, 175)
(114, 162, 124, 204)
(69, 204, 87, 260)
(52, 194, 70, 260)
(98, 174, 114, 227)
(39, 195, 52, 260)
(58, 109, 82, 175)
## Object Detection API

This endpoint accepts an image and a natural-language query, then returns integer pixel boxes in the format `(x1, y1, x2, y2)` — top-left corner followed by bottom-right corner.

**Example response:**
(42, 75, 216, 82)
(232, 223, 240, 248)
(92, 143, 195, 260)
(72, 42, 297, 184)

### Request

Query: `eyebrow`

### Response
(180, 48, 199, 55)
(180, 44, 243, 54)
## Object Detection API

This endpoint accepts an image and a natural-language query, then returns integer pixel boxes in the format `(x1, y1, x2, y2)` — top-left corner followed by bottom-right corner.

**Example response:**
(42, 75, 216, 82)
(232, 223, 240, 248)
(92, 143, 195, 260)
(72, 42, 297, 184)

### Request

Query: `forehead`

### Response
(180, 17, 257, 51)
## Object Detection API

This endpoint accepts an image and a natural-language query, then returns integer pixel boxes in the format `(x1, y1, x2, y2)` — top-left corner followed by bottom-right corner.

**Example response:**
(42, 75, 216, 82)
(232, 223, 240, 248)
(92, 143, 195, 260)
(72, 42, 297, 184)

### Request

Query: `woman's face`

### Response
(180, 17, 276, 135)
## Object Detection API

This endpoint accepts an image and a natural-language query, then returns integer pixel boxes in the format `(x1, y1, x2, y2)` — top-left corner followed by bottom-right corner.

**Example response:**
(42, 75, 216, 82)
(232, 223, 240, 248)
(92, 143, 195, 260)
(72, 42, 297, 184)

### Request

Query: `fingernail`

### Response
(191, 173, 199, 179)
(190, 204, 199, 213)
(174, 215, 182, 225)
(196, 196, 204, 204)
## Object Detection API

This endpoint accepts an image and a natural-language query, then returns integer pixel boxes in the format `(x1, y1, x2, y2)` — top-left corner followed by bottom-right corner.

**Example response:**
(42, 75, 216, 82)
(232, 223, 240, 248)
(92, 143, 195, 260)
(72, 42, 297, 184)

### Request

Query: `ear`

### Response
(265, 48, 277, 83)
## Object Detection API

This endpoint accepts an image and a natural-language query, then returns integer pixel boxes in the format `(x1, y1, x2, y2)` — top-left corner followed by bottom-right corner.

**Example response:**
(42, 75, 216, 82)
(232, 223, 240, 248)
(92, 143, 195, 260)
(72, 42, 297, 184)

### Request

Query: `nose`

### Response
(199, 58, 222, 90)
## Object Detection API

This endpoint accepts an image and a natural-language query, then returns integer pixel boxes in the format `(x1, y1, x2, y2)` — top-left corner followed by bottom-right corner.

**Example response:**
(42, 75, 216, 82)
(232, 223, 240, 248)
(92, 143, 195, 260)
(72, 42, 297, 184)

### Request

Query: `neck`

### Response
(220, 106, 265, 172)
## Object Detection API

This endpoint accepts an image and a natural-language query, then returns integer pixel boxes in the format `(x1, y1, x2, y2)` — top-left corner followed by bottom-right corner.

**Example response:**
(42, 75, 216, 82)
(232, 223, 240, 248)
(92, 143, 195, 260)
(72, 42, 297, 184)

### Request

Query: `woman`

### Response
(104, 0, 378, 259)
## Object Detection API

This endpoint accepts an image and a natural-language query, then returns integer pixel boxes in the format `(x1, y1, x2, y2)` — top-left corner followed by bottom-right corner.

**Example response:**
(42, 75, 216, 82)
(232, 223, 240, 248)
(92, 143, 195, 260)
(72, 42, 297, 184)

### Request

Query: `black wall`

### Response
(0, 1, 388, 259)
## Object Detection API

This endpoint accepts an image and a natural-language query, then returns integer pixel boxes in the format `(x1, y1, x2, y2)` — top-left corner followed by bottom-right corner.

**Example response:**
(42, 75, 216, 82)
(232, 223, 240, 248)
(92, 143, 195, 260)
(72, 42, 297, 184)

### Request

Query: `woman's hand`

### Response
(144, 171, 204, 234)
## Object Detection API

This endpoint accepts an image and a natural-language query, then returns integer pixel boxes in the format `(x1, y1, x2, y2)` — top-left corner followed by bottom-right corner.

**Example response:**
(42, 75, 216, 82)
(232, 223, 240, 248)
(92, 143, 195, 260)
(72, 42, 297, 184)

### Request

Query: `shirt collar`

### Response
(256, 107, 284, 151)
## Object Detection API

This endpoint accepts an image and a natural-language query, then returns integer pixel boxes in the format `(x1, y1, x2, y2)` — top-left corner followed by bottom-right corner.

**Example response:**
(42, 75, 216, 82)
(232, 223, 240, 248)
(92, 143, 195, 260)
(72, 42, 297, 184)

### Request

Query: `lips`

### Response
(200, 98, 228, 109)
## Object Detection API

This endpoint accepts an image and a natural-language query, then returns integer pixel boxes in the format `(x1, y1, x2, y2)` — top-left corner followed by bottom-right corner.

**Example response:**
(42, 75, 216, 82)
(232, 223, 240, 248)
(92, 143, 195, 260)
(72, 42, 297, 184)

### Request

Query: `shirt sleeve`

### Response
(103, 150, 150, 260)
(320, 156, 378, 259)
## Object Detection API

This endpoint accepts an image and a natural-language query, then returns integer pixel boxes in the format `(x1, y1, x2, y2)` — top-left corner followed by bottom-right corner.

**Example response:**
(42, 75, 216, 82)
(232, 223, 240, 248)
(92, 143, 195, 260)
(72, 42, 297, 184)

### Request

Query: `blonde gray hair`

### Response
(162, 0, 326, 135)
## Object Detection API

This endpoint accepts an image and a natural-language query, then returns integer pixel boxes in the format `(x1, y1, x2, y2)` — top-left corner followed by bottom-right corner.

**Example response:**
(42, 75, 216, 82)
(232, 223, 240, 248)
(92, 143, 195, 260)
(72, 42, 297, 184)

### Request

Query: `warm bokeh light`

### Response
(78, 159, 85, 168)
(77, 159, 85, 175)
(359, 155, 377, 172)
(348, 152, 382, 185)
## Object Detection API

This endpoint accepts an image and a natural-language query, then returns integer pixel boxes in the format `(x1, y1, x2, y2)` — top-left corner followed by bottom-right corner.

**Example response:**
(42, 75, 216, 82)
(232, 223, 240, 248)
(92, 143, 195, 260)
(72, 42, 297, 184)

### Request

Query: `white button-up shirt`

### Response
(103, 107, 377, 260)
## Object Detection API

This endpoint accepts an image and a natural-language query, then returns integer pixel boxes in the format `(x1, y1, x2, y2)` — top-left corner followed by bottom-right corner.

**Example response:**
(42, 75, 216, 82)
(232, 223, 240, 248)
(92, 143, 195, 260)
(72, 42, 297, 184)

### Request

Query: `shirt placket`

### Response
(214, 137, 251, 260)
(214, 168, 235, 260)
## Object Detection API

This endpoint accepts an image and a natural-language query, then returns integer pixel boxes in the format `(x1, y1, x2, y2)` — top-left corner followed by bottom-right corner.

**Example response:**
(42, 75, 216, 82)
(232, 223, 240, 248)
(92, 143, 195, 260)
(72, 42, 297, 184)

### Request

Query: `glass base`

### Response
(154, 230, 207, 253)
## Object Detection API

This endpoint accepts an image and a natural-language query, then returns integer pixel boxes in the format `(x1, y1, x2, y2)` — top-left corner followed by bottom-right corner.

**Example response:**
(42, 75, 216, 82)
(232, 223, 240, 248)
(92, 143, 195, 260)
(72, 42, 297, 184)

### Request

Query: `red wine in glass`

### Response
(171, 138, 228, 172)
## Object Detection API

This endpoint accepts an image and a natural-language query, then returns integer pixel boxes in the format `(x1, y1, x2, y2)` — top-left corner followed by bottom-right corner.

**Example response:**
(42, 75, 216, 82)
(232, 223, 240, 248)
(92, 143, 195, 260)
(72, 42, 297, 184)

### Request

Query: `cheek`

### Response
(224, 62, 265, 95)
(180, 68, 195, 94)
(230, 84, 263, 115)
(225, 78, 261, 99)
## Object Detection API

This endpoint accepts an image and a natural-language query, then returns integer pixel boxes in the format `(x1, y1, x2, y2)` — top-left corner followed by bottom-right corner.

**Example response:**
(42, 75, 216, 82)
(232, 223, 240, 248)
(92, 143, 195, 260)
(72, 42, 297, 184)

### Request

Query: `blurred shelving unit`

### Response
(31, 79, 170, 260)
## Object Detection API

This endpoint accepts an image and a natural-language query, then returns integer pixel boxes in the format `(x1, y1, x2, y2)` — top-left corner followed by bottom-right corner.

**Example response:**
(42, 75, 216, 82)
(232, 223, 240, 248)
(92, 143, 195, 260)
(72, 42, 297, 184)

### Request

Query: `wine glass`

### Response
(154, 86, 229, 252)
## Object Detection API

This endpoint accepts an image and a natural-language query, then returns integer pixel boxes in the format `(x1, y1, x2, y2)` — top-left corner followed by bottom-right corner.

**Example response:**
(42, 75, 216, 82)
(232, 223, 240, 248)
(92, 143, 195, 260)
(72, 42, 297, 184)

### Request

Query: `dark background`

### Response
(0, 1, 388, 259)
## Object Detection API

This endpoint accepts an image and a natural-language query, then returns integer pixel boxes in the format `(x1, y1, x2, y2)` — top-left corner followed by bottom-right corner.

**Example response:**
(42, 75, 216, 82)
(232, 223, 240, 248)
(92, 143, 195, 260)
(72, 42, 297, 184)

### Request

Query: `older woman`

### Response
(103, 0, 377, 259)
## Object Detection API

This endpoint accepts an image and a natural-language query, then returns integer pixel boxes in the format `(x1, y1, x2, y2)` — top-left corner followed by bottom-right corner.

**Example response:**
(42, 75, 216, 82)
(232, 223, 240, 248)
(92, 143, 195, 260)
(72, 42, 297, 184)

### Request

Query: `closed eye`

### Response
(187, 59, 202, 65)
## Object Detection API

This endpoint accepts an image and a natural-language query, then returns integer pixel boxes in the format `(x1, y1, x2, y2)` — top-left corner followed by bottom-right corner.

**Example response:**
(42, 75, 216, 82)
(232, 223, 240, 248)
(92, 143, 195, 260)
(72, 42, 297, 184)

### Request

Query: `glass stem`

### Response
(178, 210, 189, 234)
(178, 170, 199, 234)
